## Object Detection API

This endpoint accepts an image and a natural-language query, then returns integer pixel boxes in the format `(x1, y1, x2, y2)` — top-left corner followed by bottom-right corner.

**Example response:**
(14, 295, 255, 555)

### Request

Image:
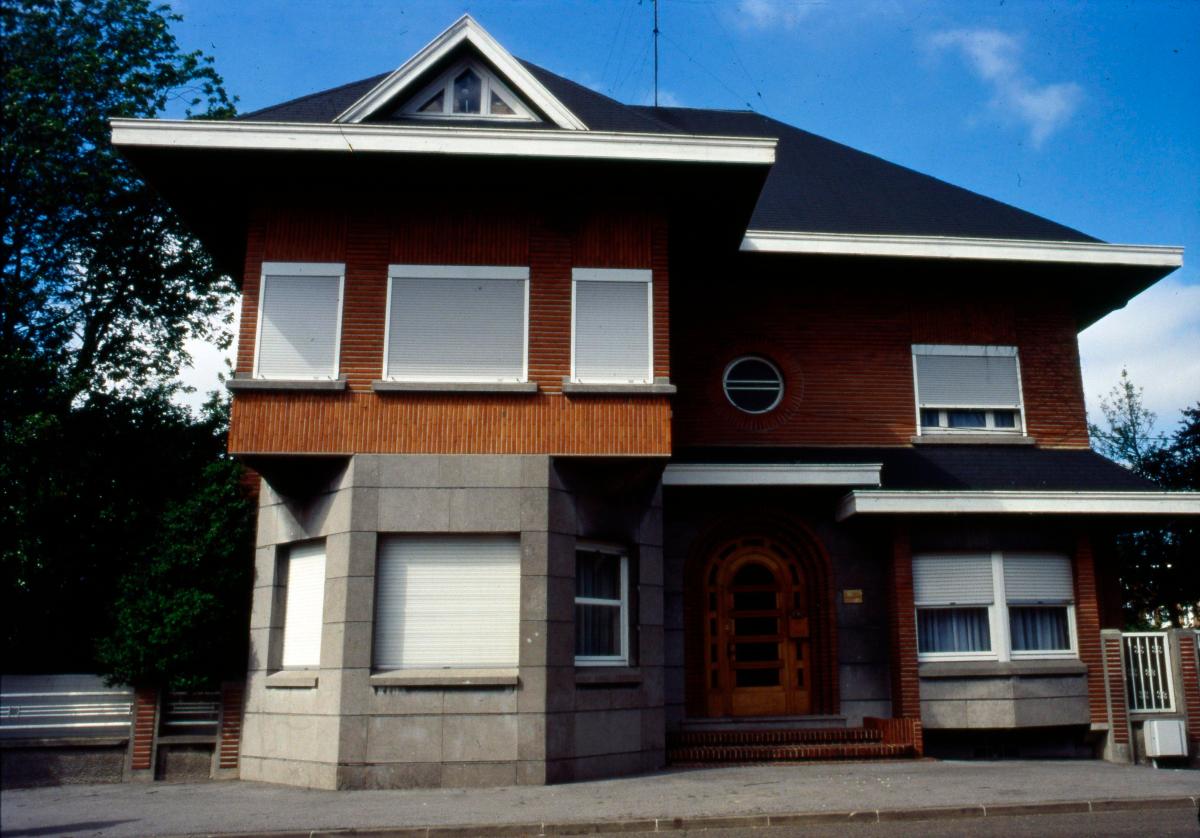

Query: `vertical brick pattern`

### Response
(1179, 632, 1200, 745)
(1072, 534, 1107, 726)
(672, 281, 1090, 448)
(1101, 633, 1131, 745)
(231, 204, 672, 455)
(129, 688, 158, 771)
(887, 528, 923, 754)
(217, 682, 245, 771)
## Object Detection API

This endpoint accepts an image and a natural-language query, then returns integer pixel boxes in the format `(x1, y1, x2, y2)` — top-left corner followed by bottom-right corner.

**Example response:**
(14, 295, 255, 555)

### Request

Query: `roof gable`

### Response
(334, 15, 586, 130)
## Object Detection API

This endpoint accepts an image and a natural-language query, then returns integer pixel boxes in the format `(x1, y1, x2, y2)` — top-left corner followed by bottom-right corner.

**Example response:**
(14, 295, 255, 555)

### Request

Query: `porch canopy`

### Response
(666, 446, 1200, 520)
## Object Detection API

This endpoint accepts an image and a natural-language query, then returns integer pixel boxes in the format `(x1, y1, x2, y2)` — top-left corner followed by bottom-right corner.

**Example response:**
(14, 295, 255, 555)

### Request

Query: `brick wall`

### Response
(1179, 632, 1200, 746)
(231, 203, 671, 455)
(887, 528, 922, 753)
(671, 258, 1090, 449)
(1072, 534, 1108, 727)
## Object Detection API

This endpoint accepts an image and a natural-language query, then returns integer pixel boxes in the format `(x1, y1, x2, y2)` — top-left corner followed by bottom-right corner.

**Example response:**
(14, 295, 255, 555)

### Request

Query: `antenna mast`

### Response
(653, 0, 660, 106)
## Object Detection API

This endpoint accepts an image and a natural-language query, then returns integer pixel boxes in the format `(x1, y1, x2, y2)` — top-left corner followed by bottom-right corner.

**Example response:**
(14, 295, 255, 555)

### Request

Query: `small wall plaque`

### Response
(843, 588, 863, 604)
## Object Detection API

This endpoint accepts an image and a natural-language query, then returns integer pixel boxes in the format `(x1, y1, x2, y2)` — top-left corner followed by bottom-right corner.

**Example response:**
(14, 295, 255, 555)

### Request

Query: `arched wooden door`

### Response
(702, 540, 812, 717)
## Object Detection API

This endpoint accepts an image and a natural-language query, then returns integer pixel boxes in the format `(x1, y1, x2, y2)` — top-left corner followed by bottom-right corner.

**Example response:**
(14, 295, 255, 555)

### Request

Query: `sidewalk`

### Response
(2, 760, 1197, 837)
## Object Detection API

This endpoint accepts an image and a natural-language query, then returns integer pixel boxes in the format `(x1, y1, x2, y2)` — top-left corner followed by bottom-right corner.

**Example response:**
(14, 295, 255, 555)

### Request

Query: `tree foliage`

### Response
(2, 1, 254, 686)
(1090, 371, 1199, 628)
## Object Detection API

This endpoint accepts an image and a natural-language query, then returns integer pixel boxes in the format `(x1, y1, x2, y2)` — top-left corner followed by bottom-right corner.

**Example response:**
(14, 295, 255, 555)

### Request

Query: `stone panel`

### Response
(443, 714, 519, 762)
(573, 709, 642, 757)
(365, 715, 443, 763)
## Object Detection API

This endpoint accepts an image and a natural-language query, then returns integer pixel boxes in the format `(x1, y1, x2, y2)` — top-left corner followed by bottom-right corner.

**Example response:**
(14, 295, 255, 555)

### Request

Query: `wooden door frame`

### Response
(684, 515, 838, 718)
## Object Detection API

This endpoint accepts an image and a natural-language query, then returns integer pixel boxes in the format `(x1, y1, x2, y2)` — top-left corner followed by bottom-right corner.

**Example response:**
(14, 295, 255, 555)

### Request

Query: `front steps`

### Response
(668, 717, 921, 764)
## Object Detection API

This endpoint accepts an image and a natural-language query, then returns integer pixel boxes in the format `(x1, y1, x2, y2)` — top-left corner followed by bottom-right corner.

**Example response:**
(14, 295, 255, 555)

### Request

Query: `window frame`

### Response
(570, 268, 654, 385)
(914, 551, 1078, 663)
(574, 542, 631, 667)
(401, 59, 539, 122)
(383, 264, 531, 384)
(911, 344, 1026, 437)
(253, 262, 345, 381)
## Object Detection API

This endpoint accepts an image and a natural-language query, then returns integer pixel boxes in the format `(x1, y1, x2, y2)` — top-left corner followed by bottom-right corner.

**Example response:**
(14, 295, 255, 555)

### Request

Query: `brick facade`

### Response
(886, 527, 922, 753)
(1072, 534, 1108, 727)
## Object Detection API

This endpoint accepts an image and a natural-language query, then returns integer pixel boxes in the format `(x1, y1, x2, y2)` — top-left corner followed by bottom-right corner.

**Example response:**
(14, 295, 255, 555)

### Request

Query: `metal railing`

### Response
(159, 691, 220, 738)
(1, 675, 133, 740)
(1123, 632, 1176, 713)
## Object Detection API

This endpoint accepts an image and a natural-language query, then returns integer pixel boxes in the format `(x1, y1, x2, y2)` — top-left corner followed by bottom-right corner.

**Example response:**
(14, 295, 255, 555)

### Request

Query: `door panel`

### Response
(703, 540, 812, 717)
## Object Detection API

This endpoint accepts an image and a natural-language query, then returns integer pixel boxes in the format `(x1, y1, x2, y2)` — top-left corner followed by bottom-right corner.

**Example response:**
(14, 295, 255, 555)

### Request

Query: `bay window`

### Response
(574, 544, 630, 666)
(914, 551, 1076, 661)
(254, 262, 344, 380)
(571, 268, 653, 384)
(913, 344, 1024, 435)
(385, 265, 529, 382)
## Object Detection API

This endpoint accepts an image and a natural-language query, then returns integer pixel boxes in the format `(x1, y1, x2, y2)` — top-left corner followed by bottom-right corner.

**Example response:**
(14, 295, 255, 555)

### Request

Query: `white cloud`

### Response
(928, 29, 1083, 147)
(1079, 277, 1200, 434)
(736, 0, 824, 30)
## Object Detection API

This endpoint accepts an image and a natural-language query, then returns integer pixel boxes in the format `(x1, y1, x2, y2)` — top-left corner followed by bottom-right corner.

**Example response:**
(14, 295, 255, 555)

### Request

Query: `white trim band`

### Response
(664, 463, 883, 487)
(740, 230, 1184, 268)
(109, 119, 777, 166)
(836, 490, 1200, 521)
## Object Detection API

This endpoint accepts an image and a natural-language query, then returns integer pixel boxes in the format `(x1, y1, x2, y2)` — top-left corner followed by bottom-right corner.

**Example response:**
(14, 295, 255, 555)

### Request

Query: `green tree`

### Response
(1090, 371, 1199, 627)
(2, 1, 253, 685)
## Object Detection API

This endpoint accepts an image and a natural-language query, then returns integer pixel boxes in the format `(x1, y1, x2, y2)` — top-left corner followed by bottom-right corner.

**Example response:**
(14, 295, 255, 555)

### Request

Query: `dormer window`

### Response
(402, 61, 537, 121)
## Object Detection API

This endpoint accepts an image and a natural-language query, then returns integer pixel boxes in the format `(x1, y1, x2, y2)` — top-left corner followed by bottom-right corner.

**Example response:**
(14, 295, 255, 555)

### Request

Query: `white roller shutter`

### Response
(386, 266, 528, 381)
(573, 269, 652, 382)
(374, 535, 520, 669)
(256, 266, 343, 379)
(913, 554, 995, 605)
(915, 351, 1021, 407)
(1004, 554, 1074, 603)
(281, 542, 327, 668)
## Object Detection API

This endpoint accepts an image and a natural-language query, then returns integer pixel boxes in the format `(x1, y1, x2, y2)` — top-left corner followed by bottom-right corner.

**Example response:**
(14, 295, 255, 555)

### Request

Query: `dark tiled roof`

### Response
(236, 59, 1097, 243)
(672, 446, 1155, 492)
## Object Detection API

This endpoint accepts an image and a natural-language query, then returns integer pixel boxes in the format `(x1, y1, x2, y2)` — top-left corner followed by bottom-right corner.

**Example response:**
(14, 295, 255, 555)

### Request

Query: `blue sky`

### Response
(170, 0, 1199, 432)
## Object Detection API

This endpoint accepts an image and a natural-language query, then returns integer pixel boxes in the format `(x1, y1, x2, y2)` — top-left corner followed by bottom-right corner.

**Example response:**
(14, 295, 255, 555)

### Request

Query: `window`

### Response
(385, 265, 529, 382)
(254, 262, 344, 380)
(912, 345, 1024, 434)
(402, 61, 537, 121)
(572, 268, 653, 384)
(373, 535, 520, 670)
(280, 542, 327, 669)
(914, 552, 1076, 661)
(575, 544, 630, 666)
(724, 356, 784, 413)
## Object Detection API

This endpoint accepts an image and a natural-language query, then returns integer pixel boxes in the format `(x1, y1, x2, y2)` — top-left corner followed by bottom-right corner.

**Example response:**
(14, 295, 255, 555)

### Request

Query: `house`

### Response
(110, 15, 1200, 790)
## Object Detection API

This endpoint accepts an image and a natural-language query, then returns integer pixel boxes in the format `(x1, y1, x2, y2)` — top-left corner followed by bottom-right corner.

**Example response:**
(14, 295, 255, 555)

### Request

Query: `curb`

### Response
(177, 795, 1200, 837)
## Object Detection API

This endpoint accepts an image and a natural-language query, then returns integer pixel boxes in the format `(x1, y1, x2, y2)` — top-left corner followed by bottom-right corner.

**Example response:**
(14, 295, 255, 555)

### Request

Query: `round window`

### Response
(723, 356, 784, 414)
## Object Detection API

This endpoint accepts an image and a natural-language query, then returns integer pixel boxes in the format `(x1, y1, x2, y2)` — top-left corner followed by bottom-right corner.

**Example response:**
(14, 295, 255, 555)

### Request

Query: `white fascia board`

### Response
(835, 490, 1200, 521)
(334, 14, 587, 130)
(109, 119, 777, 166)
(740, 230, 1184, 268)
(664, 463, 883, 487)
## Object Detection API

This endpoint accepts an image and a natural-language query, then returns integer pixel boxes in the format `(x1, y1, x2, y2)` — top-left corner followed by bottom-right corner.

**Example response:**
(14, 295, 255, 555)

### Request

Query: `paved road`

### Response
(591, 808, 1200, 837)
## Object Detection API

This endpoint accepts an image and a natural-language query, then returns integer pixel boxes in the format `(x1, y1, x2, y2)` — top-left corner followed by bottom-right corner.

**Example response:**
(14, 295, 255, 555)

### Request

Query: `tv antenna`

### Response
(653, 0, 660, 106)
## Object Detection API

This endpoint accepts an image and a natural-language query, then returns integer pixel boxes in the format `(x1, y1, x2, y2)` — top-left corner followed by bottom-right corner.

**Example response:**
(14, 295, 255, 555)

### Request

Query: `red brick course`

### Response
(1178, 632, 1200, 745)
(129, 688, 158, 772)
(887, 528, 923, 754)
(1073, 535, 1108, 727)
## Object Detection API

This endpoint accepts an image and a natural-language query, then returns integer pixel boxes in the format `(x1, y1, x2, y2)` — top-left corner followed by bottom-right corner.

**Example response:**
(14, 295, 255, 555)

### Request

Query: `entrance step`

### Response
(670, 726, 882, 748)
(668, 718, 921, 764)
(668, 741, 917, 764)
(680, 715, 846, 732)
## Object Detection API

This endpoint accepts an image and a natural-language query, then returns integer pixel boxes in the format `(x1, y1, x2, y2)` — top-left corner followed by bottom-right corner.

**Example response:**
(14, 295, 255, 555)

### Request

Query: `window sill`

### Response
(371, 380, 539, 394)
(561, 378, 676, 395)
(227, 376, 347, 392)
(369, 668, 519, 687)
(919, 659, 1085, 678)
(911, 434, 1036, 446)
(266, 671, 319, 689)
(575, 667, 642, 686)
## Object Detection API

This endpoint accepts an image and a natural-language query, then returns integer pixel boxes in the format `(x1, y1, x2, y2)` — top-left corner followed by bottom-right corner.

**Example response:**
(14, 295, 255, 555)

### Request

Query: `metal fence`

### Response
(1, 674, 133, 740)
(1123, 632, 1176, 713)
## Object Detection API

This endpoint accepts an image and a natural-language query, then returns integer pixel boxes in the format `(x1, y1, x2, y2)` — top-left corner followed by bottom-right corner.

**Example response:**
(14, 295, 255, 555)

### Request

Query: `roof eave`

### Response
(836, 489, 1200, 521)
(740, 230, 1184, 269)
